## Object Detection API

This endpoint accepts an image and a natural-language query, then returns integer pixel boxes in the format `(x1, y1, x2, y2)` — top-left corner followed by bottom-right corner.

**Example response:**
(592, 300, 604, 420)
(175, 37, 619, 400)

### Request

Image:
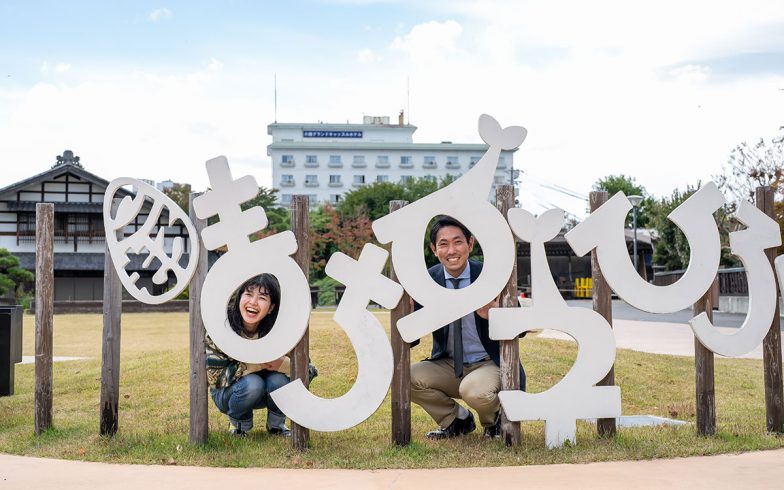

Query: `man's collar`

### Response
(442, 262, 471, 282)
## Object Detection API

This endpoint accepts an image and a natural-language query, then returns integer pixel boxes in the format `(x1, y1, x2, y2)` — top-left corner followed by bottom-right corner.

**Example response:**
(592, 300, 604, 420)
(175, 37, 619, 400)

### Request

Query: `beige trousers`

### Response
(410, 358, 501, 428)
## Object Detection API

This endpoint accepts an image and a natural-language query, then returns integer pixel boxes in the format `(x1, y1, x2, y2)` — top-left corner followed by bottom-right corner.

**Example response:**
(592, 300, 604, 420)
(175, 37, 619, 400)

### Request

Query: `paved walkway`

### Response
(1, 449, 783, 489)
(537, 319, 783, 359)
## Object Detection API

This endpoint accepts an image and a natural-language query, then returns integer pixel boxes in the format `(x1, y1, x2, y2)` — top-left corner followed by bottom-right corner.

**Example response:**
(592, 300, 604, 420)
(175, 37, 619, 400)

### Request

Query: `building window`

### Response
(469, 156, 480, 168)
(494, 175, 506, 185)
(280, 174, 295, 187)
(281, 194, 292, 206)
(308, 194, 319, 207)
(400, 175, 412, 184)
(281, 154, 295, 167)
(376, 155, 390, 168)
(352, 155, 366, 168)
(305, 155, 318, 167)
(400, 156, 413, 168)
(424, 175, 436, 183)
(330, 194, 341, 205)
(446, 156, 460, 169)
(329, 175, 342, 187)
(423, 156, 436, 169)
(353, 175, 366, 187)
(328, 155, 342, 168)
(305, 175, 319, 187)
(497, 156, 507, 169)
(376, 175, 389, 183)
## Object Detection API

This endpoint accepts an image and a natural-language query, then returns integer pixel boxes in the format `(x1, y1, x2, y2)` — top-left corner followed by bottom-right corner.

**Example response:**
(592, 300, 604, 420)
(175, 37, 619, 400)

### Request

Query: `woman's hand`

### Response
(261, 357, 284, 371)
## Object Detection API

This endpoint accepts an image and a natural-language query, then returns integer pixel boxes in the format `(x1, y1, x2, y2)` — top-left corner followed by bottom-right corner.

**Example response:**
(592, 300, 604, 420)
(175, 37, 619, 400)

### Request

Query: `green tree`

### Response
(650, 184, 738, 271)
(0, 249, 34, 300)
(244, 187, 290, 239)
(593, 174, 651, 228)
(337, 175, 457, 220)
(716, 133, 784, 254)
(163, 182, 192, 214)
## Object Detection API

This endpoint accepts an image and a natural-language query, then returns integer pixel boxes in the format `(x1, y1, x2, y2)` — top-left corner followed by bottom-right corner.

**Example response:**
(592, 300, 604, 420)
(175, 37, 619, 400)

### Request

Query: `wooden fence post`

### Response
(693, 277, 717, 435)
(290, 195, 311, 450)
(496, 185, 522, 446)
(189, 193, 209, 444)
(591, 191, 616, 437)
(35, 203, 54, 435)
(757, 186, 784, 432)
(100, 199, 123, 436)
(389, 200, 412, 446)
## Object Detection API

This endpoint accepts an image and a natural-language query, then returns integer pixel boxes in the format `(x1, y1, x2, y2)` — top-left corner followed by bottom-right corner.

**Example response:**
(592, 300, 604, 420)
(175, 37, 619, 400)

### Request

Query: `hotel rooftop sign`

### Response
(303, 130, 363, 138)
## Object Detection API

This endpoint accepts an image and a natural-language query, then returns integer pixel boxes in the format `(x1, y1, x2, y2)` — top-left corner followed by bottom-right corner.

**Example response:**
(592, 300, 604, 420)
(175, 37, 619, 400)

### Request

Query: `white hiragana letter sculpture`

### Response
(103, 178, 200, 304)
(690, 200, 781, 356)
(192, 156, 310, 363)
(565, 183, 725, 313)
(490, 208, 620, 448)
(372, 114, 523, 342)
(271, 244, 403, 431)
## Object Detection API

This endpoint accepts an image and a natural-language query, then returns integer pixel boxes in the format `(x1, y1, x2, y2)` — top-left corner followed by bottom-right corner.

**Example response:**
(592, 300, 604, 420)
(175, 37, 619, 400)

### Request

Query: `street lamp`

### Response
(628, 195, 644, 274)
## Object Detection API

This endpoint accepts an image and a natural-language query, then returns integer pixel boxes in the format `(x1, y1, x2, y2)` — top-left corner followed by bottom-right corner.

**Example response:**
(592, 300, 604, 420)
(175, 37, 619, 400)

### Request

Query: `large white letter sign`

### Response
(192, 156, 311, 363)
(565, 183, 725, 314)
(690, 200, 781, 356)
(490, 208, 620, 449)
(103, 178, 199, 304)
(372, 114, 523, 342)
(272, 244, 403, 431)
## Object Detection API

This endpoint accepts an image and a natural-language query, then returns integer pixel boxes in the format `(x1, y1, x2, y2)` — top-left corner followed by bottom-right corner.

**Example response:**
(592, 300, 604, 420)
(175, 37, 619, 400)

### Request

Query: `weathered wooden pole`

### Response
(290, 195, 311, 450)
(35, 203, 54, 435)
(693, 277, 717, 435)
(757, 186, 784, 432)
(389, 200, 412, 446)
(591, 191, 616, 437)
(189, 193, 209, 444)
(99, 200, 123, 436)
(496, 185, 522, 446)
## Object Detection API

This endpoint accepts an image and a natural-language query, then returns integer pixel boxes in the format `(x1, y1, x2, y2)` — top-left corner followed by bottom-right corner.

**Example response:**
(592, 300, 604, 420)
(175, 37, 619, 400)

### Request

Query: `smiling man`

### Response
(410, 216, 526, 439)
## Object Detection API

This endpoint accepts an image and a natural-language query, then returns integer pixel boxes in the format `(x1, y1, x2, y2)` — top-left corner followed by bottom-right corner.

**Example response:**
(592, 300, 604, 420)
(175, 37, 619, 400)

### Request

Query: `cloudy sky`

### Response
(1, 0, 783, 218)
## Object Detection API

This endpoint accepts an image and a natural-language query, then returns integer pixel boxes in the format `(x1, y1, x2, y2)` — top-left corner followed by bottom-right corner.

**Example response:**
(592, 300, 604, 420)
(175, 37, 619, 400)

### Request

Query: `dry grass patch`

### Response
(0, 311, 781, 468)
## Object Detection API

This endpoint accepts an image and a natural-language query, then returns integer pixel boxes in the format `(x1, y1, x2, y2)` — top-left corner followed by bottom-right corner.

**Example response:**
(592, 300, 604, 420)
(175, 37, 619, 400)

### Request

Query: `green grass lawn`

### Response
(0, 311, 781, 468)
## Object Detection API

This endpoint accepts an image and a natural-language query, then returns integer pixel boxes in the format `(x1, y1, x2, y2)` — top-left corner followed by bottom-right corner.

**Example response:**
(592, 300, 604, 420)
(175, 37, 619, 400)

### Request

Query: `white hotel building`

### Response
(267, 114, 516, 207)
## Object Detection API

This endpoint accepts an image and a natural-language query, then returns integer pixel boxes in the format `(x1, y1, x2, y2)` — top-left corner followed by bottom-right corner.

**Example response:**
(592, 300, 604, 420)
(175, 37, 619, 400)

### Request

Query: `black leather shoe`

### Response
(267, 425, 292, 437)
(427, 411, 476, 439)
(484, 412, 502, 439)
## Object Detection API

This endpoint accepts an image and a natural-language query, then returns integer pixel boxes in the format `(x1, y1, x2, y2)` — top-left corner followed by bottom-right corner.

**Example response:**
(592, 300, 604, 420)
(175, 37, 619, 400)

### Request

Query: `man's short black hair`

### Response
(429, 215, 472, 246)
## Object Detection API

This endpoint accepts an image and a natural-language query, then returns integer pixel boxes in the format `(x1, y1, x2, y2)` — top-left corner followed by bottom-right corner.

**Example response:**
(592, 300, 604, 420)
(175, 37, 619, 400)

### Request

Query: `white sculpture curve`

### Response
(565, 183, 725, 313)
(491, 208, 620, 448)
(690, 200, 781, 357)
(193, 156, 310, 363)
(103, 177, 200, 304)
(271, 244, 403, 431)
(372, 114, 523, 342)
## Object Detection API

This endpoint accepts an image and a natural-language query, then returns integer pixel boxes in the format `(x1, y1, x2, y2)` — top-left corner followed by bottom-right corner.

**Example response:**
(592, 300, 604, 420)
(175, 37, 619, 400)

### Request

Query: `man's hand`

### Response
(476, 294, 501, 319)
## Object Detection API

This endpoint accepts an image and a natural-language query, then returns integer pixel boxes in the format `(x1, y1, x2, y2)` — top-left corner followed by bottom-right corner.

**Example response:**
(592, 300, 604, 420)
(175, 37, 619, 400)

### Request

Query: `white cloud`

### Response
(356, 48, 379, 63)
(148, 8, 172, 22)
(54, 63, 71, 74)
(389, 20, 463, 64)
(207, 58, 223, 72)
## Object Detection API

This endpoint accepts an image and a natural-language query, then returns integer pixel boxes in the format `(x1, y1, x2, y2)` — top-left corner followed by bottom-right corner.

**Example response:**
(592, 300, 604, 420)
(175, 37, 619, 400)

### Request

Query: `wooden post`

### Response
(99, 199, 123, 436)
(496, 185, 522, 446)
(35, 203, 54, 435)
(591, 191, 616, 437)
(290, 195, 310, 450)
(389, 200, 412, 446)
(189, 193, 209, 444)
(757, 186, 784, 432)
(693, 277, 717, 435)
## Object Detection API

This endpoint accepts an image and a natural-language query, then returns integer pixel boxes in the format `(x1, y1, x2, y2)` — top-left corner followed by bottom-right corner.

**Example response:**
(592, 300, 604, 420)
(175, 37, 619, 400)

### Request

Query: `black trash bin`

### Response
(0, 305, 23, 396)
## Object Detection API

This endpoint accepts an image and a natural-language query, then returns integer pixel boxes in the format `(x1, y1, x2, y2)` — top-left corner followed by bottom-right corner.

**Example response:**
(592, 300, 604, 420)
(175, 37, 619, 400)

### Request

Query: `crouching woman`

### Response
(206, 273, 292, 437)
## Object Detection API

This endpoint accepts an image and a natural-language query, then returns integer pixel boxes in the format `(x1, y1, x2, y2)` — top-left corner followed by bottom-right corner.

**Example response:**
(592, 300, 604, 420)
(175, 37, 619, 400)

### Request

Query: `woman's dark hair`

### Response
(227, 273, 281, 338)
(428, 215, 472, 246)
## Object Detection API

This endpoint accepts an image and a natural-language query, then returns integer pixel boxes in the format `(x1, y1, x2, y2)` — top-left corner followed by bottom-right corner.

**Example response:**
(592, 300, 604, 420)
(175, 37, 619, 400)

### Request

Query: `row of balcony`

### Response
(279, 157, 505, 170)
